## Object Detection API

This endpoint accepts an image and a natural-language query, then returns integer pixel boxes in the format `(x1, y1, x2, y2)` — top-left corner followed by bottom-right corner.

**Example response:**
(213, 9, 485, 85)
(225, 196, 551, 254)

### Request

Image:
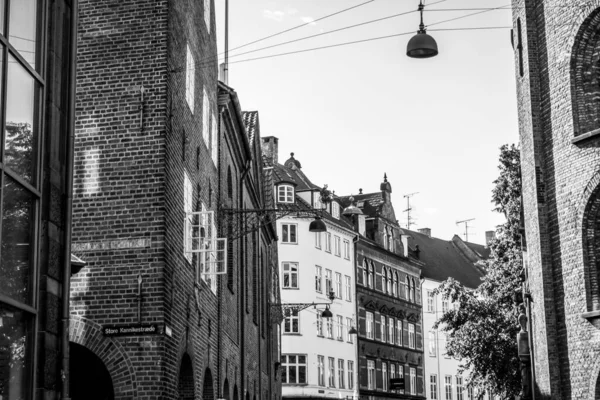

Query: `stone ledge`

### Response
(582, 310, 600, 329)
(572, 128, 600, 144)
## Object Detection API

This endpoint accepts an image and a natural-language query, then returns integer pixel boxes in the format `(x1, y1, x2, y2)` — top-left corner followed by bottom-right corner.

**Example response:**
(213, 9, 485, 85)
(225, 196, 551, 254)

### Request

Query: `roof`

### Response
(241, 111, 258, 145)
(403, 229, 486, 288)
(463, 240, 492, 259)
(272, 153, 320, 191)
(337, 191, 385, 218)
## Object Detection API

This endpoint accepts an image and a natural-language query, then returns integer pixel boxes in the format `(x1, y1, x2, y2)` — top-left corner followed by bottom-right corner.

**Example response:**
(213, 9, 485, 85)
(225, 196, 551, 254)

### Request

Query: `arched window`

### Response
(583, 177, 600, 314)
(571, 9, 600, 140)
(382, 267, 387, 292)
(383, 226, 388, 250)
(362, 260, 367, 286)
(387, 269, 392, 294)
(227, 166, 233, 198)
(368, 261, 374, 289)
(406, 276, 412, 302)
(411, 278, 416, 303)
(392, 272, 398, 297)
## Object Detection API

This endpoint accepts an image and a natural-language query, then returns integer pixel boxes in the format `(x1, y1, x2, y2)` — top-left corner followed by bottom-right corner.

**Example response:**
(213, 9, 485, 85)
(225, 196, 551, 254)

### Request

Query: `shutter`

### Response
(359, 358, 368, 388)
(417, 367, 424, 395)
(416, 322, 423, 350)
(376, 360, 382, 390)
(403, 319, 409, 345)
(358, 308, 366, 335)
(375, 312, 381, 341)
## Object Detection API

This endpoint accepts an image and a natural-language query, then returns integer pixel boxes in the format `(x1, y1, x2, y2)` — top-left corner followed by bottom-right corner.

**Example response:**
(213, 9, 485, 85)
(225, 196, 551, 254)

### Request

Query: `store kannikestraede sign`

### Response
(102, 324, 164, 337)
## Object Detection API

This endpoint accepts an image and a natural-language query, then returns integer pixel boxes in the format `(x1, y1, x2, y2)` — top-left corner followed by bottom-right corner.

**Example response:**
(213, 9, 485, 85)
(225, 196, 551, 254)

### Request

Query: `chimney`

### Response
(485, 230, 496, 246)
(261, 136, 279, 164)
(418, 228, 431, 237)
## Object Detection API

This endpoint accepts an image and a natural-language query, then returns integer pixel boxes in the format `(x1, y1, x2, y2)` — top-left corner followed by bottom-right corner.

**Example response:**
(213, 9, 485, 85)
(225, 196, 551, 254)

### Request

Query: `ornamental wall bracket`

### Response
(407, 313, 419, 323)
(269, 290, 336, 325)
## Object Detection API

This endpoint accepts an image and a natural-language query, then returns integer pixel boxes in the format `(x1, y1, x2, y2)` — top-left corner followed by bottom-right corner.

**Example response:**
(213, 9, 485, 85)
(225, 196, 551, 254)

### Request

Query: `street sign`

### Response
(103, 323, 164, 337)
(390, 378, 405, 390)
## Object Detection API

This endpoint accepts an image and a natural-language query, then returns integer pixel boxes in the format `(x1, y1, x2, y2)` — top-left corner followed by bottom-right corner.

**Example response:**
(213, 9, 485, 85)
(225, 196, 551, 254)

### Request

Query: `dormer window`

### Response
(331, 202, 340, 219)
(278, 184, 294, 203)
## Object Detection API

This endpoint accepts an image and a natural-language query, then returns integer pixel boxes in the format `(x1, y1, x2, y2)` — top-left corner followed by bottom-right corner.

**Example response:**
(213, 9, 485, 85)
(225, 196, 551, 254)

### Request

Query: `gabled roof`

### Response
(272, 154, 320, 191)
(403, 229, 486, 289)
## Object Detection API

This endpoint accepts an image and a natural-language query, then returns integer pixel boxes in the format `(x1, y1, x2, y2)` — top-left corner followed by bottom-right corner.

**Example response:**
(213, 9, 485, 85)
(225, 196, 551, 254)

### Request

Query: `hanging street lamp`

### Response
(407, 0, 438, 59)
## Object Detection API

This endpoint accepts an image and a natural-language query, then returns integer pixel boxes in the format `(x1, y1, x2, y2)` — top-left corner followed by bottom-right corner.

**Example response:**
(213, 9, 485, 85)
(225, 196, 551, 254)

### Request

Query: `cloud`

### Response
(300, 16, 317, 26)
(263, 9, 285, 22)
(286, 7, 298, 15)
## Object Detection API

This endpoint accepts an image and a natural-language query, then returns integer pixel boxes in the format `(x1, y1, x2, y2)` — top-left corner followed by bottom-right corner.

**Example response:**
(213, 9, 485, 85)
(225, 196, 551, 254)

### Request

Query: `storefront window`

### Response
(0, 303, 33, 399)
(8, 0, 40, 70)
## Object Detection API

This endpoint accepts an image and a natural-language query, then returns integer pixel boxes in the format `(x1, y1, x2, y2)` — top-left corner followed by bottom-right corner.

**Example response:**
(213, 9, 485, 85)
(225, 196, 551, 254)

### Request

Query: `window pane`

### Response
(298, 356, 305, 364)
(9, 0, 40, 70)
(0, 303, 33, 399)
(282, 225, 288, 242)
(299, 366, 306, 383)
(289, 365, 296, 383)
(288, 355, 296, 363)
(1, 175, 35, 305)
(5, 54, 40, 184)
(290, 225, 296, 242)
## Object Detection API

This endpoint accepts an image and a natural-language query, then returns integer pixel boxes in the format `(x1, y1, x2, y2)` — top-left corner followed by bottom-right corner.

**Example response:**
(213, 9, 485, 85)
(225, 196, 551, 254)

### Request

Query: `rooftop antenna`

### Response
(456, 218, 475, 242)
(403, 192, 419, 230)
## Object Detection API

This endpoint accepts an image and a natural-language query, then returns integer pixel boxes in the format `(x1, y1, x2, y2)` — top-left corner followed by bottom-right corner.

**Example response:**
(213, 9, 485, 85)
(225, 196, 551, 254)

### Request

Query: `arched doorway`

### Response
(178, 354, 195, 400)
(70, 342, 114, 400)
(223, 378, 230, 400)
(233, 384, 239, 400)
(203, 368, 214, 400)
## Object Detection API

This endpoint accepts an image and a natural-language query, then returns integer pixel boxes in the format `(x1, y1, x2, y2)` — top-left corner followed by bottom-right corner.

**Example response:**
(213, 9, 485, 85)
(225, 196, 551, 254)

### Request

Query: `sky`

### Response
(214, 0, 519, 245)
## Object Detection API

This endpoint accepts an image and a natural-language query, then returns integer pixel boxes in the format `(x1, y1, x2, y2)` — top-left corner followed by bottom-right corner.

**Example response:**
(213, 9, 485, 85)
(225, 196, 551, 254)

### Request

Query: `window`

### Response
(427, 290, 435, 312)
(401, 276, 408, 299)
(348, 361, 354, 390)
(315, 232, 322, 249)
(325, 232, 331, 252)
(184, 171, 194, 264)
(396, 319, 403, 346)
(456, 376, 464, 400)
(336, 315, 343, 340)
(411, 278, 416, 303)
(445, 375, 453, 400)
(335, 272, 342, 298)
(281, 223, 297, 244)
(318, 356, 325, 386)
(282, 262, 298, 289)
(211, 111, 218, 165)
(334, 236, 341, 256)
(328, 357, 335, 387)
(388, 317, 395, 344)
(316, 314, 323, 336)
(442, 298, 449, 313)
(367, 360, 375, 390)
(315, 265, 322, 293)
(368, 262, 374, 288)
(429, 331, 437, 356)
(281, 354, 307, 384)
(345, 275, 351, 300)
(362, 262, 367, 286)
(326, 317, 333, 339)
(278, 185, 294, 203)
(444, 332, 451, 358)
(343, 239, 350, 259)
(366, 312, 374, 339)
(338, 359, 345, 389)
(409, 323, 415, 349)
(410, 368, 417, 395)
(346, 317, 354, 343)
(398, 365, 405, 394)
(382, 268, 387, 292)
(382, 362, 388, 391)
(381, 316, 386, 342)
(387, 270, 392, 294)
(325, 269, 333, 295)
(467, 386, 474, 400)
(430, 374, 438, 400)
(204, 0, 211, 32)
(392, 272, 397, 297)
(390, 364, 396, 380)
(406, 276, 412, 302)
(203, 88, 210, 146)
(283, 309, 299, 333)
(185, 44, 195, 111)
(332, 201, 340, 218)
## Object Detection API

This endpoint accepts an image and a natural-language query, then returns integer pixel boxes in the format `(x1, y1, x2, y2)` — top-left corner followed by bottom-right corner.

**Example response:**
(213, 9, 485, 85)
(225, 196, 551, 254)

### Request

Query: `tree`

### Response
(434, 144, 523, 399)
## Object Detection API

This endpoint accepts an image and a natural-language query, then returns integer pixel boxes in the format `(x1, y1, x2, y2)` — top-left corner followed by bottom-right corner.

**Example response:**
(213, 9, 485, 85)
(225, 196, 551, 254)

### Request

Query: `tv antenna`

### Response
(403, 192, 419, 230)
(456, 218, 475, 242)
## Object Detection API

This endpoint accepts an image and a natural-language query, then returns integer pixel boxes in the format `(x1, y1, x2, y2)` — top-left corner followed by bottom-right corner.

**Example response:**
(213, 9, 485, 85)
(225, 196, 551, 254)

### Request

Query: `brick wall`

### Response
(513, 1, 600, 398)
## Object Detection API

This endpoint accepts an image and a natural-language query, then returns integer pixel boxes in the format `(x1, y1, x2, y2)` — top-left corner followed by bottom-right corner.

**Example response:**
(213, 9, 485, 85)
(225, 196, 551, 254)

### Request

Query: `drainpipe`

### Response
(239, 159, 251, 398)
(61, 1, 79, 398)
(352, 233, 359, 399)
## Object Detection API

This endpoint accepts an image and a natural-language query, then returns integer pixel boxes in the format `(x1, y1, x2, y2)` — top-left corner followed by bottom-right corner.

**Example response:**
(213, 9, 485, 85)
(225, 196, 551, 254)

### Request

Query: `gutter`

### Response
(61, 1, 79, 398)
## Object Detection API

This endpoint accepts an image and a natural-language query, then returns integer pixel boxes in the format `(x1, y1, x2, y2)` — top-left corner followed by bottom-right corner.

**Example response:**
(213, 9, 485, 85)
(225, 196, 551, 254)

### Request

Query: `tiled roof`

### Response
(338, 192, 385, 218)
(403, 229, 485, 288)
(272, 155, 320, 191)
(463, 240, 491, 259)
(241, 111, 258, 146)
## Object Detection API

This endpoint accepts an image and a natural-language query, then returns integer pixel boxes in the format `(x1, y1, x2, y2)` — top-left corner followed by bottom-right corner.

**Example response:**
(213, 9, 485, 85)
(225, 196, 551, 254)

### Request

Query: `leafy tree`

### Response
(434, 144, 523, 399)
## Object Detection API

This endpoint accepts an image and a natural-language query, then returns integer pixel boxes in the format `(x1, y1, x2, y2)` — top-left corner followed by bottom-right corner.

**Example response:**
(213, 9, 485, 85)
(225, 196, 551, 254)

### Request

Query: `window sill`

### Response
(282, 242, 298, 245)
(573, 128, 600, 144)
(582, 310, 600, 328)
(283, 287, 300, 290)
(283, 332, 302, 336)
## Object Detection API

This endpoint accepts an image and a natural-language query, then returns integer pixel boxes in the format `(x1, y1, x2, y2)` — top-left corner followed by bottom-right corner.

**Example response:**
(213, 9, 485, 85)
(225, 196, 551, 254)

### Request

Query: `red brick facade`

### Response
(70, 1, 280, 399)
(513, 1, 600, 398)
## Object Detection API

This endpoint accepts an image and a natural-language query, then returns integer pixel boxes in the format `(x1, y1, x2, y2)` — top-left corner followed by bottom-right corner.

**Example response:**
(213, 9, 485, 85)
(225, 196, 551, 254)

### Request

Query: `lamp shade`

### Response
(348, 326, 358, 335)
(309, 216, 327, 233)
(406, 31, 438, 58)
(321, 306, 333, 319)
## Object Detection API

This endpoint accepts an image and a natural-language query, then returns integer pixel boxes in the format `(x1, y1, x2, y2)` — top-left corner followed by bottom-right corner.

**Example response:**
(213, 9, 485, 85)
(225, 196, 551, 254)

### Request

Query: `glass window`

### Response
(362, 262, 366, 286)
(467, 386, 474, 400)
(9, 0, 40, 70)
(431, 374, 438, 400)
(343, 239, 350, 259)
(325, 269, 332, 296)
(316, 313, 323, 336)
(410, 368, 417, 395)
(346, 317, 353, 343)
(335, 273, 342, 298)
(331, 202, 340, 219)
(315, 265, 322, 293)
(427, 290, 435, 312)
(406, 277, 412, 302)
(381, 315, 386, 342)
(328, 357, 335, 387)
(348, 360, 354, 390)
(5, 54, 40, 185)
(325, 232, 331, 252)
(382, 268, 386, 292)
(278, 185, 294, 203)
(409, 323, 415, 349)
(396, 319, 403, 346)
(445, 375, 453, 400)
(0, 303, 34, 399)
(315, 231, 321, 249)
(326, 317, 333, 339)
(429, 331, 437, 356)
(398, 365, 405, 394)
(336, 315, 343, 340)
(281, 354, 307, 384)
(1, 176, 35, 305)
(388, 317, 394, 344)
(282, 262, 298, 289)
(456, 376, 464, 400)
(283, 309, 299, 334)
(367, 360, 375, 390)
(281, 223, 297, 244)
(317, 355, 325, 386)
(334, 236, 340, 256)
(366, 312, 373, 339)
(345, 275, 351, 301)
(382, 362, 388, 391)
(368, 262, 374, 288)
(338, 359, 345, 389)
(442, 298, 449, 313)
(202, 88, 210, 146)
(185, 44, 195, 111)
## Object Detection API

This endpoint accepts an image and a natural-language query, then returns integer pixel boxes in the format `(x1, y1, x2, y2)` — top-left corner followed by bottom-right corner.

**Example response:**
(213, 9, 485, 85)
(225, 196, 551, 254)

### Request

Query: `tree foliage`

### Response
(434, 144, 523, 399)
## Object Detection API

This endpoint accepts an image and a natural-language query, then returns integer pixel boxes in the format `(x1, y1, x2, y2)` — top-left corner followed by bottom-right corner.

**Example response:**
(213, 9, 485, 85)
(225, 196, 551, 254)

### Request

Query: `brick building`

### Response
(69, 1, 280, 399)
(339, 177, 425, 399)
(512, 1, 600, 398)
(0, 1, 77, 399)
